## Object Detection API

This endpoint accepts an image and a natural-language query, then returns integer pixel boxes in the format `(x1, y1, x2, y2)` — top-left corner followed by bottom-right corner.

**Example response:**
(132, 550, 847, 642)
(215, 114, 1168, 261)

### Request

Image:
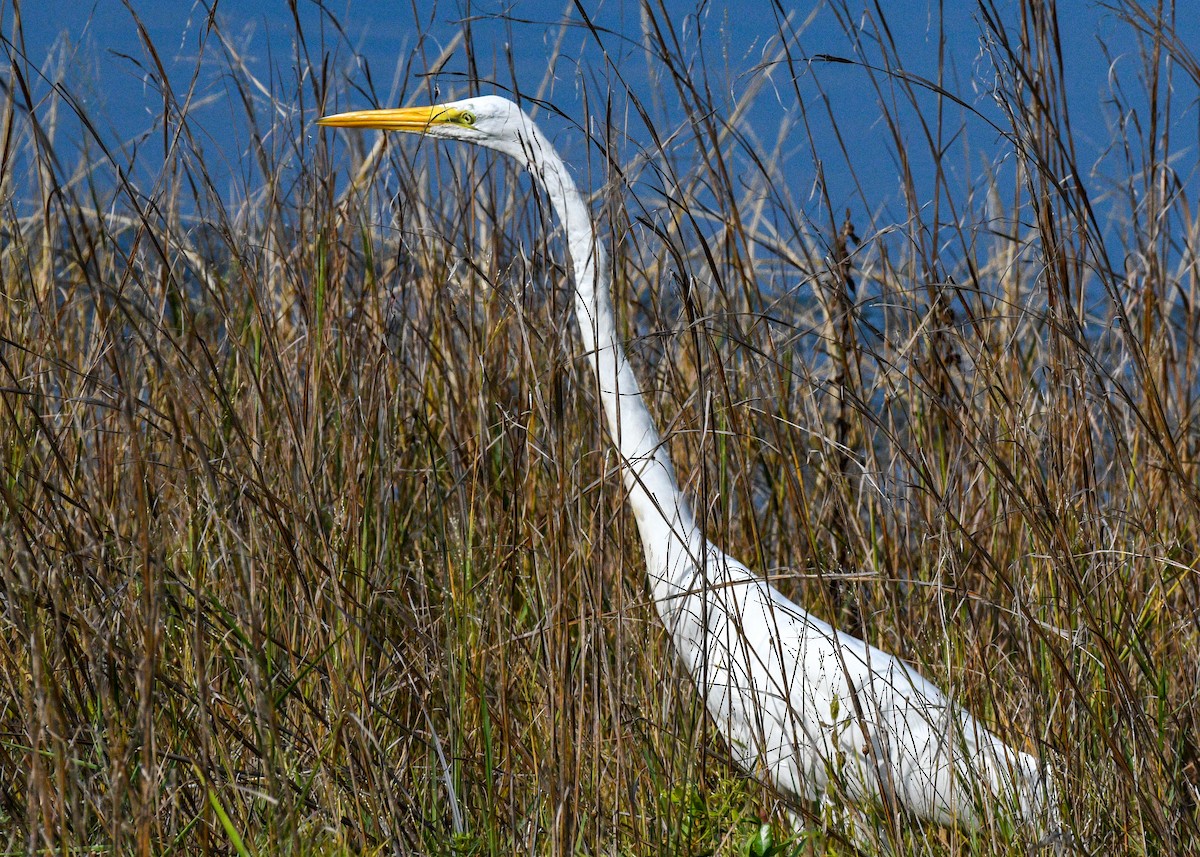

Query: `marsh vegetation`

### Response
(1, 1, 1198, 853)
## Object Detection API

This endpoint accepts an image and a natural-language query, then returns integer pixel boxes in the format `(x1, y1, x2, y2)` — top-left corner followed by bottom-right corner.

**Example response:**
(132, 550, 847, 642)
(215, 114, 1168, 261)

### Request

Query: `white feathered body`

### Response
(648, 530, 1047, 828)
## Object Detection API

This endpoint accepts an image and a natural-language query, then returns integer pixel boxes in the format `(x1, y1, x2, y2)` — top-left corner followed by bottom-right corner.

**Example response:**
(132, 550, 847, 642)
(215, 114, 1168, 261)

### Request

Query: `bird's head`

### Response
(318, 95, 536, 158)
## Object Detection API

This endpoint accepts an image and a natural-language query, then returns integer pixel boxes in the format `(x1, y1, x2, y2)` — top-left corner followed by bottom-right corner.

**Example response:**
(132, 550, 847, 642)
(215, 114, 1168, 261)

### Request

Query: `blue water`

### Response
(11, 0, 1198, 223)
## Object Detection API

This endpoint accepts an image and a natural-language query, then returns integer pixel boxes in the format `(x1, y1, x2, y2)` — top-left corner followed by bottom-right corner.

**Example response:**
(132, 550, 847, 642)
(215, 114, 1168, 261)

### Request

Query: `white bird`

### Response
(318, 95, 1055, 835)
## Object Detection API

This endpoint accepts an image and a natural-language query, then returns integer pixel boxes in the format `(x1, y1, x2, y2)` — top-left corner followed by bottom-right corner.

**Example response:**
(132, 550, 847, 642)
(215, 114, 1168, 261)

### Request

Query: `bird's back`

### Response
(651, 537, 1050, 829)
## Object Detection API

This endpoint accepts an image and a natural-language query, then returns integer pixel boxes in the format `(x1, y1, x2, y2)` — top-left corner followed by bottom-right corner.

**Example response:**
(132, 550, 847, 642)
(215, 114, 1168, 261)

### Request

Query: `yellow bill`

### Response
(317, 104, 474, 132)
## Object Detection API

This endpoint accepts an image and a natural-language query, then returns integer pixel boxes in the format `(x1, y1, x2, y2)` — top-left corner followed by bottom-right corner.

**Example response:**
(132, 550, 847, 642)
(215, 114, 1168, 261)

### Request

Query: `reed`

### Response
(1, 0, 1197, 853)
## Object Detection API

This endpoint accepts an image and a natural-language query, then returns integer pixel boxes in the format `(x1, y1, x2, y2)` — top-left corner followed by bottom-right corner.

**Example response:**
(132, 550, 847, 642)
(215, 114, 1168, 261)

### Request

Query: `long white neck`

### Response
(499, 122, 698, 586)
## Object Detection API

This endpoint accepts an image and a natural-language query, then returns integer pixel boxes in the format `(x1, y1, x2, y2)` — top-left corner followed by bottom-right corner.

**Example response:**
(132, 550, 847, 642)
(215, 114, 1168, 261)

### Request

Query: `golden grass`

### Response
(1, 0, 1198, 853)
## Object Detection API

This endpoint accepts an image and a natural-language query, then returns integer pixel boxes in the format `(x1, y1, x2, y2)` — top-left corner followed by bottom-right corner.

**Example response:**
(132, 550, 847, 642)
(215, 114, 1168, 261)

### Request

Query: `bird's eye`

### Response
(458, 111, 476, 126)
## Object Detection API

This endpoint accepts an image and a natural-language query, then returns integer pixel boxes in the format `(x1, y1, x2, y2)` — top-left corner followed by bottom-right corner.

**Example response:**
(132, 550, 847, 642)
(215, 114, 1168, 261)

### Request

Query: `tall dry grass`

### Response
(1, 0, 1198, 853)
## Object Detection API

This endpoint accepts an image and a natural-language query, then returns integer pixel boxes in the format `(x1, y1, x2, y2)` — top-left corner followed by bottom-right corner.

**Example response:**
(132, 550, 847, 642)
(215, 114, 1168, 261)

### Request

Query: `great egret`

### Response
(318, 95, 1054, 834)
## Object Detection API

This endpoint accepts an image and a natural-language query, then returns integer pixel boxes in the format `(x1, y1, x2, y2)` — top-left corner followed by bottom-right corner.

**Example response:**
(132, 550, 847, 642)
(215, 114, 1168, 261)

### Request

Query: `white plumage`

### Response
(319, 94, 1055, 834)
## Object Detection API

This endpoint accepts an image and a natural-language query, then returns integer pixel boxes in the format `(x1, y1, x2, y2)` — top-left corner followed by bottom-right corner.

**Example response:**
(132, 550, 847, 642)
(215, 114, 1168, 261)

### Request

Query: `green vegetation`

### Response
(2, 0, 1198, 853)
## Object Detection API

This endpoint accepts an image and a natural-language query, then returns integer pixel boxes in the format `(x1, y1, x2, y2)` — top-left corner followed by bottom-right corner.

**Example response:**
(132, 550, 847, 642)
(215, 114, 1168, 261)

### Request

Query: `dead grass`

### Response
(1, 0, 1199, 854)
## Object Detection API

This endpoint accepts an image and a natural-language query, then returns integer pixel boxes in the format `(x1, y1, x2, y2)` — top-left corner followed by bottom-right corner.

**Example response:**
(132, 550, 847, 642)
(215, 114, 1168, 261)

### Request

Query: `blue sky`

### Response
(9, 1, 1200, 227)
